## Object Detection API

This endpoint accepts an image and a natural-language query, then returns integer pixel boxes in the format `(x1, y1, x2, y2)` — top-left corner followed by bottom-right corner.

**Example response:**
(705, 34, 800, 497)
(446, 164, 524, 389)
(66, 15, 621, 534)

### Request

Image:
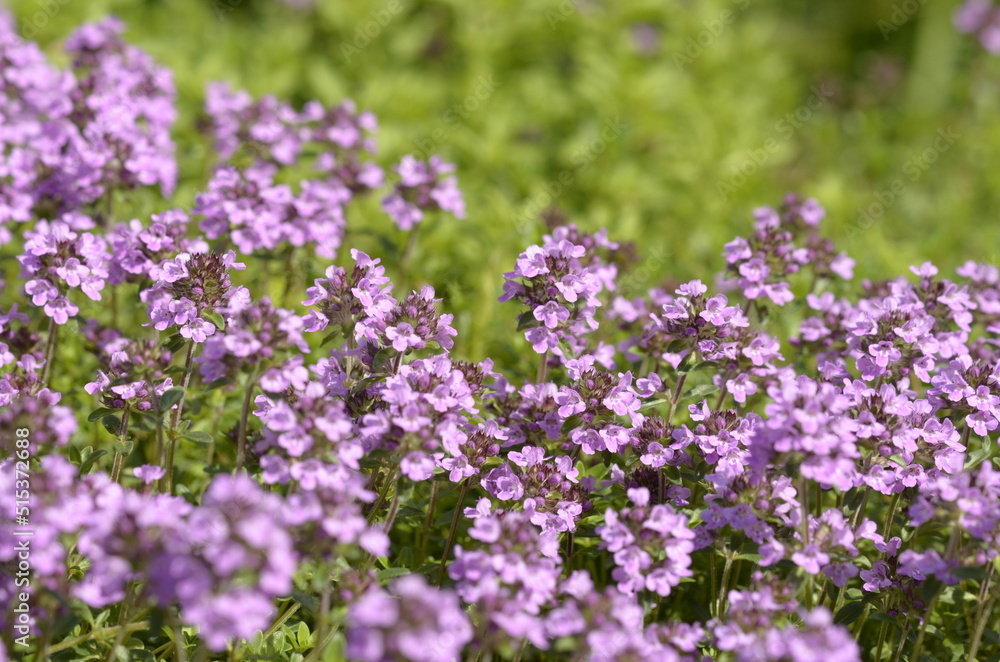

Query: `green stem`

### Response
(382, 480, 403, 533)
(234, 373, 258, 472)
(967, 592, 997, 662)
(47, 622, 151, 654)
(110, 405, 131, 484)
(40, 317, 58, 385)
(155, 420, 165, 467)
(536, 349, 549, 384)
(437, 480, 470, 586)
(718, 552, 734, 618)
(104, 582, 137, 662)
(366, 469, 397, 526)
(307, 583, 331, 662)
(667, 374, 687, 423)
(710, 553, 718, 619)
(798, 475, 810, 545)
(882, 492, 901, 555)
(400, 223, 421, 282)
(910, 588, 940, 662)
(418, 480, 440, 567)
(890, 619, 911, 662)
(258, 602, 302, 650)
(164, 341, 196, 495)
(874, 619, 889, 662)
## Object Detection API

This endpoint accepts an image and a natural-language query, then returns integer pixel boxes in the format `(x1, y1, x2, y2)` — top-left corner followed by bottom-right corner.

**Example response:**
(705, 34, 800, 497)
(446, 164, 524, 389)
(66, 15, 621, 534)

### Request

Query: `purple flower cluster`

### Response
(501, 224, 621, 362)
(19, 219, 109, 324)
(0, 15, 174, 237)
(956, 0, 1000, 52)
(722, 195, 853, 306)
(194, 163, 350, 259)
(347, 575, 473, 662)
(382, 155, 466, 230)
(597, 486, 695, 597)
(142, 250, 249, 342)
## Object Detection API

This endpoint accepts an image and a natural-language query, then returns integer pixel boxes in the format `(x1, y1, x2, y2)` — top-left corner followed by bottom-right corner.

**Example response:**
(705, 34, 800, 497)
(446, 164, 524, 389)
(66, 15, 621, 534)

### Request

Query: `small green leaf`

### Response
(373, 347, 396, 371)
(683, 384, 719, 401)
(182, 431, 213, 446)
(158, 388, 185, 412)
(665, 338, 688, 354)
(295, 621, 313, 649)
(206, 377, 232, 391)
(675, 352, 696, 374)
(102, 415, 122, 436)
(639, 398, 668, 411)
(517, 310, 541, 331)
(78, 449, 109, 476)
(113, 439, 134, 456)
(951, 566, 987, 582)
(834, 601, 865, 625)
(377, 567, 411, 582)
(887, 454, 908, 468)
(88, 407, 116, 422)
(202, 310, 226, 331)
(163, 334, 186, 352)
(321, 330, 342, 347)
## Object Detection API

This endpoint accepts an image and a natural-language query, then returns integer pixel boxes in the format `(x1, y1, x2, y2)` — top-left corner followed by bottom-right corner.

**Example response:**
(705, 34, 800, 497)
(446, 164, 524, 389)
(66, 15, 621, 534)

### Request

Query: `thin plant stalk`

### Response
(418, 480, 440, 567)
(437, 480, 470, 586)
(536, 349, 549, 384)
(40, 317, 58, 385)
(163, 341, 197, 494)
(234, 372, 259, 472)
(967, 572, 998, 662)
(109, 405, 131, 484)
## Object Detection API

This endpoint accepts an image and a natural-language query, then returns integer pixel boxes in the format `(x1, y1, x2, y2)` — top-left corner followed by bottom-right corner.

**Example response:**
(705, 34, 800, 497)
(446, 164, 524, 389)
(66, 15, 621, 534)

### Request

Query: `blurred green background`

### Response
(7, 0, 1000, 364)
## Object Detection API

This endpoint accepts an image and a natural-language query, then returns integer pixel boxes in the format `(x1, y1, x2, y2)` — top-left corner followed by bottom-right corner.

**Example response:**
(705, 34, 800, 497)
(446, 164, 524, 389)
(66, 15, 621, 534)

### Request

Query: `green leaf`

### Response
(951, 566, 987, 582)
(206, 377, 232, 391)
(675, 352, 696, 374)
(102, 415, 122, 436)
(163, 333, 186, 352)
(516, 310, 541, 331)
(88, 407, 116, 422)
(665, 338, 688, 354)
(202, 310, 226, 331)
(158, 388, 185, 412)
(373, 347, 396, 371)
(639, 398, 668, 411)
(377, 567, 411, 582)
(78, 449, 109, 476)
(834, 601, 866, 625)
(113, 439, 134, 456)
(683, 384, 719, 401)
(321, 329, 342, 347)
(182, 431, 213, 446)
(294, 621, 313, 650)
(887, 454, 908, 468)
